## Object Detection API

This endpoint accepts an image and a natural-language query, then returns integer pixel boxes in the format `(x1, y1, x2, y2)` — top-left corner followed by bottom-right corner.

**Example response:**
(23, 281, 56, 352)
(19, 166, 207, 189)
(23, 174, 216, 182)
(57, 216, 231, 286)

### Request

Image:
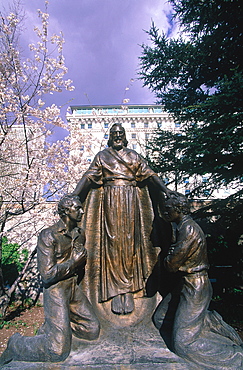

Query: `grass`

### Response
(0, 318, 27, 330)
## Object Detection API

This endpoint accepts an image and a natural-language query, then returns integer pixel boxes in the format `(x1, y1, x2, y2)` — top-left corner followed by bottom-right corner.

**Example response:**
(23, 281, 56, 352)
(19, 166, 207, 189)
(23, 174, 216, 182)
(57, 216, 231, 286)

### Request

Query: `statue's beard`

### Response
(111, 139, 124, 150)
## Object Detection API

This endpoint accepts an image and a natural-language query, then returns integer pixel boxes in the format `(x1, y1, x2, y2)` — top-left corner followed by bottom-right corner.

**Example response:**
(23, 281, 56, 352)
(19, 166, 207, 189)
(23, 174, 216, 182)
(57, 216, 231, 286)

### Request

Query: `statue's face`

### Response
(66, 199, 84, 222)
(162, 199, 181, 223)
(110, 125, 126, 150)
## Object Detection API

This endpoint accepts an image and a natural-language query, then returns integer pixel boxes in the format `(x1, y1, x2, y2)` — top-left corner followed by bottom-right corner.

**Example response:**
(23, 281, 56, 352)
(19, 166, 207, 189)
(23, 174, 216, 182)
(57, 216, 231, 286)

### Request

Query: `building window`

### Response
(202, 176, 208, 183)
(131, 133, 136, 139)
(131, 122, 135, 128)
(144, 122, 149, 128)
(88, 123, 92, 129)
(80, 123, 85, 129)
(175, 122, 181, 128)
(104, 134, 108, 139)
(145, 133, 149, 140)
(157, 122, 162, 129)
(128, 107, 149, 114)
(104, 123, 109, 128)
(132, 144, 137, 150)
(77, 109, 92, 115)
(185, 189, 190, 195)
(80, 145, 84, 151)
(183, 177, 189, 184)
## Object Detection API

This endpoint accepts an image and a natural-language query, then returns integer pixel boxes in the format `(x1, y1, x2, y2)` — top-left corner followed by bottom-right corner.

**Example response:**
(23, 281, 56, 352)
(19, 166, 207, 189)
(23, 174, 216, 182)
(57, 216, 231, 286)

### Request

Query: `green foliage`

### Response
(141, 0, 242, 108)
(140, 0, 243, 197)
(146, 128, 188, 191)
(210, 287, 243, 326)
(0, 317, 27, 330)
(1, 237, 28, 285)
(2, 237, 28, 271)
(140, 0, 243, 286)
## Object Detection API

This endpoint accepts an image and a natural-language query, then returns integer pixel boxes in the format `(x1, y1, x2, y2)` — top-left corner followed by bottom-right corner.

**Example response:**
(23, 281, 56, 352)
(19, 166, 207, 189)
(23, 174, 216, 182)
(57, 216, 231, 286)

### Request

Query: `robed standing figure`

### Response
(73, 123, 172, 315)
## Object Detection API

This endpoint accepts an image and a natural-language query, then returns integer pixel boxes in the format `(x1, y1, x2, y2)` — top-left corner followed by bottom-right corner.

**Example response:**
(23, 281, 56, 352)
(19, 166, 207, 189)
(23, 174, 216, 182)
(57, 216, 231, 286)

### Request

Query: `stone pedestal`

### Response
(1, 303, 197, 370)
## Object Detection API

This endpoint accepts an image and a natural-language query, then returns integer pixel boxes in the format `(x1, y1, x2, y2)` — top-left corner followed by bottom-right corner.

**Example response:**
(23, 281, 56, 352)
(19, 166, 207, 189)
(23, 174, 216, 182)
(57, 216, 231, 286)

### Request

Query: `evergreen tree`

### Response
(140, 0, 243, 285)
(140, 0, 242, 196)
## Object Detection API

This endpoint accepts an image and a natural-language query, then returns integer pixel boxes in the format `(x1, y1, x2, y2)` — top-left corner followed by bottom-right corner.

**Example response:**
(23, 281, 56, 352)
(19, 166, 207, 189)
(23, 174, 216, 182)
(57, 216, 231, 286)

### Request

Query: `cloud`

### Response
(47, 0, 173, 106)
(1, 0, 174, 108)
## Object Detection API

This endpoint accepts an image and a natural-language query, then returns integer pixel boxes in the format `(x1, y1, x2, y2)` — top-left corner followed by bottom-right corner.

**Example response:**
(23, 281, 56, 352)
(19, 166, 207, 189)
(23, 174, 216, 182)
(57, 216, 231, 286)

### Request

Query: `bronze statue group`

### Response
(1, 124, 242, 369)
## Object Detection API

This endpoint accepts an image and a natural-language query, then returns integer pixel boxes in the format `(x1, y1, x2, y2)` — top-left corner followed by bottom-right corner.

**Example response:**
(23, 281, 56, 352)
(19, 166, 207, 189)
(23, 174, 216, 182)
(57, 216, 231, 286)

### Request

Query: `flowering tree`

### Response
(0, 1, 89, 315)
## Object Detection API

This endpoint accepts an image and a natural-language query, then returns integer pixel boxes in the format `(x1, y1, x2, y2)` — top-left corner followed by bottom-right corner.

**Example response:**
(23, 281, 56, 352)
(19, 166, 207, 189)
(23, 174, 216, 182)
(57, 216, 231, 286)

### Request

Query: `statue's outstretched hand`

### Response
(165, 189, 180, 198)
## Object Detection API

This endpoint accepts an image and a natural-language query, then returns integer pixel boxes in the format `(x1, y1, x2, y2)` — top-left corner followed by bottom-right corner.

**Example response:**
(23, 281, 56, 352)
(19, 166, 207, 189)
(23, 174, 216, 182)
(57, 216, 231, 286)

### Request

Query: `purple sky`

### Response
(2, 0, 177, 138)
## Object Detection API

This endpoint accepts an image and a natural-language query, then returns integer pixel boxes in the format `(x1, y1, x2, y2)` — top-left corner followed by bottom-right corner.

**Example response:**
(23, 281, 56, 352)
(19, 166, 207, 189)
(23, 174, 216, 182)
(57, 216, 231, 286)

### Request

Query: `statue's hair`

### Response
(57, 194, 81, 217)
(167, 192, 190, 214)
(107, 123, 128, 147)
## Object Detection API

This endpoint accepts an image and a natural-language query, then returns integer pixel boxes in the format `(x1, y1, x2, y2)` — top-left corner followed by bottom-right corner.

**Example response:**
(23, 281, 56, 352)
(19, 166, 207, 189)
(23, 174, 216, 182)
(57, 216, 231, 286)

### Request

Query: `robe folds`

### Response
(81, 147, 158, 302)
(154, 215, 243, 369)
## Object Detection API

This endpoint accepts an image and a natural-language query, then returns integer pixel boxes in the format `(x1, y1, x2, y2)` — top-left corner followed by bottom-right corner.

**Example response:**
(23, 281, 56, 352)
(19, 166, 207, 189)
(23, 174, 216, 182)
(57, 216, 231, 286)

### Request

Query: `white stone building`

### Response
(66, 104, 180, 160)
(66, 104, 235, 199)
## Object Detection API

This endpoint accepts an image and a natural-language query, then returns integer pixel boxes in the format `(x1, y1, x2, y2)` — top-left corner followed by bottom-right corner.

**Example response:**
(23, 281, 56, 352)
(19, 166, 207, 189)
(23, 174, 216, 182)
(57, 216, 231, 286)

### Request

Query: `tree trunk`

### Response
(0, 247, 37, 318)
(0, 197, 6, 298)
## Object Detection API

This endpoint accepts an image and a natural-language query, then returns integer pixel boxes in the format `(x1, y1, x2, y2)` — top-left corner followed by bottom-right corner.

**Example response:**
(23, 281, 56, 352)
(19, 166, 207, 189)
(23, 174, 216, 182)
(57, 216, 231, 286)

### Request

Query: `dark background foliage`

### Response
(140, 0, 243, 288)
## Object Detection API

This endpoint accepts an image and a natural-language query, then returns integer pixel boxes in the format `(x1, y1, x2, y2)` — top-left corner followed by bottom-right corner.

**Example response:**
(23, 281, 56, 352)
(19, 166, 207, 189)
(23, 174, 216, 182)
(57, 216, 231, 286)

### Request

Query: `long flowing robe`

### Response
(156, 215, 243, 369)
(82, 147, 157, 302)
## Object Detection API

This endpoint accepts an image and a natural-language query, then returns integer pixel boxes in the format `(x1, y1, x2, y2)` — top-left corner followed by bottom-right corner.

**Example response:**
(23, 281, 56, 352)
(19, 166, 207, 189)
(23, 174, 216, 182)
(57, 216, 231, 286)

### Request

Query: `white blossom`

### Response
(0, 2, 82, 255)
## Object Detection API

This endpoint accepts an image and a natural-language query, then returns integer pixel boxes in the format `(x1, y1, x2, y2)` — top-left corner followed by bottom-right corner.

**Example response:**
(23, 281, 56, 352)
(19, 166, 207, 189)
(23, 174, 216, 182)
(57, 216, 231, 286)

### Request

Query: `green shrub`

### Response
(1, 237, 29, 286)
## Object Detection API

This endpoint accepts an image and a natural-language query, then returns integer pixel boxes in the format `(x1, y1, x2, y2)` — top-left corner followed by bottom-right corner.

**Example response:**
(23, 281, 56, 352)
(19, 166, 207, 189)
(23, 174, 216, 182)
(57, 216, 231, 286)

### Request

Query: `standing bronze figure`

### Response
(0, 195, 100, 365)
(73, 123, 173, 315)
(154, 194, 243, 369)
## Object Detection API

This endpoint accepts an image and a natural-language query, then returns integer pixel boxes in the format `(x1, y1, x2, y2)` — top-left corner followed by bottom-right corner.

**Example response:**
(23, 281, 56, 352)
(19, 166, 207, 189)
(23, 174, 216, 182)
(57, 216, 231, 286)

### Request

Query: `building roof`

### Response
(69, 104, 163, 113)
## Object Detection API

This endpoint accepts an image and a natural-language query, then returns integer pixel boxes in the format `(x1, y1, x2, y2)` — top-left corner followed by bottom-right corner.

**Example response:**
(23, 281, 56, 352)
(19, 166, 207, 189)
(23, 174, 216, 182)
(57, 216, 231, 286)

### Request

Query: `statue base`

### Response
(1, 320, 197, 369)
